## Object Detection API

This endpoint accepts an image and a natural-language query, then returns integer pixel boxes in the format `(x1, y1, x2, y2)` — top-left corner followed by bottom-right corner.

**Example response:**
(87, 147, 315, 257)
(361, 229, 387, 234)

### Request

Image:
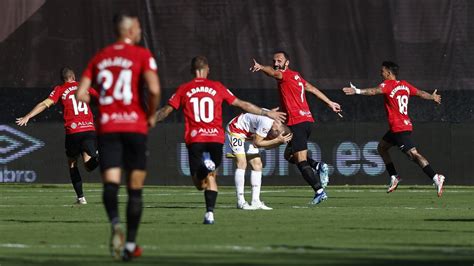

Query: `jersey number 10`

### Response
(190, 97, 214, 123)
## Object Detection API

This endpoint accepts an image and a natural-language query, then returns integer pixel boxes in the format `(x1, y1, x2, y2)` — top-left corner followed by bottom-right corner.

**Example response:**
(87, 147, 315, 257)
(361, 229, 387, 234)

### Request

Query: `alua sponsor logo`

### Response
(101, 112, 138, 124)
(198, 128, 219, 135)
(299, 110, 311, 116)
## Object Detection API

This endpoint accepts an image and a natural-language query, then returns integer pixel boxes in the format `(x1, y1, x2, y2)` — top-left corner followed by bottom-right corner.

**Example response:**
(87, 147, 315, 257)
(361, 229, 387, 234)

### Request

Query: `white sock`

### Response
(235, 168, 246, 203)
(250, 170, 262, 203)
(125, 242, 136, 252)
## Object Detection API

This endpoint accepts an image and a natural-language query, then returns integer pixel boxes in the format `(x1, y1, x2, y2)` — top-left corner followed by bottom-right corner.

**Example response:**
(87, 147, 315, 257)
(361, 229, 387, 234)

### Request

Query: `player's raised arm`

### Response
(143, 70, 162, 128)
(305, 82, 341, 113)
(231, 98, 286, 123)
(76, 77, 92, 103)
(16, 98, 55, 126)
(416, 89, 441, 104)
(249, 58, 283, 80)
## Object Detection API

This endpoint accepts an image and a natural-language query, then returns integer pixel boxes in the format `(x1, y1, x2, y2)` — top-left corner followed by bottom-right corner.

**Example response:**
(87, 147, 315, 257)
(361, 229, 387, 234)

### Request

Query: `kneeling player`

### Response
(226, 113, 292, 210)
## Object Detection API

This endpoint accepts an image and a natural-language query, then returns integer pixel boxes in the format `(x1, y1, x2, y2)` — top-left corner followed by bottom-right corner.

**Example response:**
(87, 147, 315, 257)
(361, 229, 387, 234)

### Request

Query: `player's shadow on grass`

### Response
(342, 226, 474, 233)
(144, 204, 202, 209)
(424, 218, 474, 222)
(0, 219, 97, 224)
(3, 247, 474, 266)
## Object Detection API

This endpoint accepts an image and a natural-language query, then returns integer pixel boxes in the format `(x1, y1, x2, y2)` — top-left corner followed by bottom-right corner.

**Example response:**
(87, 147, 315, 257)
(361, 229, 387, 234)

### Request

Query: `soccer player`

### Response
(251, 51, 341, 204)
(75, 13, 161, 261)
(226, 112, 292, 210)
(16, 67, 99, 204)
(155, 55, 286, 224)
(342, 61, 445, 196)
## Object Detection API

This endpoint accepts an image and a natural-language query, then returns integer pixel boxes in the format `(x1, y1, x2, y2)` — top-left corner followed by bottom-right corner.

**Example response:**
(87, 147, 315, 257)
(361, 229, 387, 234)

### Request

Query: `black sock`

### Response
(385, 163, 398, 177)
(297, 161, 322, 192)
(204, 190, 218, 212)
(126, 189, 143, 243)
(69, 167, 83, 198)
(103, 183, 120, 225)
(307, 157, 320, 170)
(422, 164, 436, 179)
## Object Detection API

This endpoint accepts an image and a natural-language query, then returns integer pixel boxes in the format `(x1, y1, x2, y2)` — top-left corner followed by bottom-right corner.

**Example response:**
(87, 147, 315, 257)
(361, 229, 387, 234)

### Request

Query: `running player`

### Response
(16, 67, 99, 204)
(226, 112, 292, 210)
(251, 51, 341, 204)
(75, 13, 161, 261)
(156, 55, 286, 224)
(342, 61, 445, 196)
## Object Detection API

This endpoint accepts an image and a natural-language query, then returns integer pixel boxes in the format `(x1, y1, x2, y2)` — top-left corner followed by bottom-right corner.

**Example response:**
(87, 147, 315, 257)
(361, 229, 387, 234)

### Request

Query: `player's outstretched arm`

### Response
(16, 98, 54, 126)
(76, 77, 92, 103)
(143, 70, 162, 128)
(156, 105, 174, 123)
(249, 58, 283, 80)
(231, 99, 286, 123)
(306, 82, 342, 114)
(416, 89, 441, 104)
(342, 85, 383, 96)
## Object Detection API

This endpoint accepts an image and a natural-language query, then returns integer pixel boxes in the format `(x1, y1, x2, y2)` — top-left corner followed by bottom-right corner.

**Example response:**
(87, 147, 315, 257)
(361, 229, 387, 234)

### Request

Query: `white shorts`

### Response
(226, 133, 259, 155)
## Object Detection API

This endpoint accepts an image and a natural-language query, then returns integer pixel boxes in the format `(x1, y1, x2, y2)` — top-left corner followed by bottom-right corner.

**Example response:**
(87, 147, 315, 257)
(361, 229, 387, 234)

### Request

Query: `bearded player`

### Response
(251, 51, 341, 205)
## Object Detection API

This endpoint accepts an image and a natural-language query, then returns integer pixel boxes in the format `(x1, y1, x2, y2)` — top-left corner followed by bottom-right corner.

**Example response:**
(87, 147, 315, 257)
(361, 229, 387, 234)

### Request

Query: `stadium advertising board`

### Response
(1, 122, 471, 185)
(0, 125, 44, 183)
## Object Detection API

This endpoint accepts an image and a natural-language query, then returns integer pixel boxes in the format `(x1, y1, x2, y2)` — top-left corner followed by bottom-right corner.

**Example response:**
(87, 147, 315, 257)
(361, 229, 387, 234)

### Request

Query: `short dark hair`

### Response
(113, 12, 137, 36)
(191, 56, 208, 73)
(60, 67, 74, 82)
(382, 61, 399, 77)
(274, 50, 290, 60)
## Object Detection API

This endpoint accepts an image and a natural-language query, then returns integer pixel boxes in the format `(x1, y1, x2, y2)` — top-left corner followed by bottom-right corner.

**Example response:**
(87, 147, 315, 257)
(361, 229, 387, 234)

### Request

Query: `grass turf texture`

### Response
(0, 184, 473, 265)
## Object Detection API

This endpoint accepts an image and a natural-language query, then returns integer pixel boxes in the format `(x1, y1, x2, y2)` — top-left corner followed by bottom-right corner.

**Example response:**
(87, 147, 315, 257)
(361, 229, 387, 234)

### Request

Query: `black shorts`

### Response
(98, 133, 148, 171)
(187, 142, 223, 176)
(382, 131, 416, 153)
(288, 122, 312, 153)
(65, 131, 98, 159)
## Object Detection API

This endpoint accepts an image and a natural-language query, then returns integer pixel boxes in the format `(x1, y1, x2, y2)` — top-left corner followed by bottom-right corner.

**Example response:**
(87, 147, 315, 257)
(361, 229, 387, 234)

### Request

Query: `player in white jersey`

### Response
(226, 113, 292, 210)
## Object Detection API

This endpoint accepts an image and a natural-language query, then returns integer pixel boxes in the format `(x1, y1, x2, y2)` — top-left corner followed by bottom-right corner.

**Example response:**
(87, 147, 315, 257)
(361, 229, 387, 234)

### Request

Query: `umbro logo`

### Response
(0, 125, 44, 164)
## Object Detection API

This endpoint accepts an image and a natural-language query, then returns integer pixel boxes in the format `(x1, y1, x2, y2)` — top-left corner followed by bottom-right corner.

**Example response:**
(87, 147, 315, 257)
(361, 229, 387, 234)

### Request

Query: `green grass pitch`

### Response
(1, 184, 473, 265)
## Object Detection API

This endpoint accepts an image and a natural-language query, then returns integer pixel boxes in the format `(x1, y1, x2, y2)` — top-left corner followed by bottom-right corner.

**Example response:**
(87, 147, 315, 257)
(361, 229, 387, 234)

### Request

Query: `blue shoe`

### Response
(310, 190, 328, 205)
(202, 152, 215, 172)
(318, 163, 329, 188)
(203, 211, 215, 224)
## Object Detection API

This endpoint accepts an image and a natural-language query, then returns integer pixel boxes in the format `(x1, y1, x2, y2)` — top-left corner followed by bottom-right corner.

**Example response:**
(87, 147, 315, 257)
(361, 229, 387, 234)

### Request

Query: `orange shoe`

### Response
(122, 245, 143, 261)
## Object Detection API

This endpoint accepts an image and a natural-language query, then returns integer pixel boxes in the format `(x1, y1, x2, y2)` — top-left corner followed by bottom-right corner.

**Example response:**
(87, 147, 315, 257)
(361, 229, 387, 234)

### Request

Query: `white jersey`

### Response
(226, 113, 274, 139)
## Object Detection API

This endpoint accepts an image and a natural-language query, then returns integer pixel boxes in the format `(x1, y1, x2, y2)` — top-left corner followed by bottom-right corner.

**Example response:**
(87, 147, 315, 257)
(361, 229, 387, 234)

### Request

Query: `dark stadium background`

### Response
(0, 0, 472, 185)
